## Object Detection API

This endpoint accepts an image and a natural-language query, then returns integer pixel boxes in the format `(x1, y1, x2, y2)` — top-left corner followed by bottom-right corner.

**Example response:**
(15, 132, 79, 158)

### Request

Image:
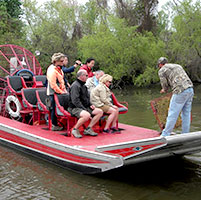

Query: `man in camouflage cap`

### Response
(157, 57, 194, 136)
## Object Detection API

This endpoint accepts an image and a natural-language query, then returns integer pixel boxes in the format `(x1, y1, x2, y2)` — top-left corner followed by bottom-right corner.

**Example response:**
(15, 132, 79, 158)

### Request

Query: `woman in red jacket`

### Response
(80, 58, 95, 77)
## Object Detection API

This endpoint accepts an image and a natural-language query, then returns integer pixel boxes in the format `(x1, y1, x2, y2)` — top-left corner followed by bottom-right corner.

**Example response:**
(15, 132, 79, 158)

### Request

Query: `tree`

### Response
(0, 0, 25, 45)
(0, 0, 22, 18)
(79, 0, 110, 36)
(22, 0, 81, 72)
(113, 0, 158, 34)
(168, 0, 201, 82)
(78, 17, 165, 87)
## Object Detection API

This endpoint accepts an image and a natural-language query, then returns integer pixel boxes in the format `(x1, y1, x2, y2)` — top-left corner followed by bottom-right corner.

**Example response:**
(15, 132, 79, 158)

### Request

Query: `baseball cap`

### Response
(156, 57, 168, 68)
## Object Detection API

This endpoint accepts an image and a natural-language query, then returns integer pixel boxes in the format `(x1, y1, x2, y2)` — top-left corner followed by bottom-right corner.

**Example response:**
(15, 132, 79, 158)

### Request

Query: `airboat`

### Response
(0, 44, 201, 174)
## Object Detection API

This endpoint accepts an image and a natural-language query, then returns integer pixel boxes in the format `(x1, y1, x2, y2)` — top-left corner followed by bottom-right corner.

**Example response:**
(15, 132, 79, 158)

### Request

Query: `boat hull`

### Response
(0, 121, 124, 174)
(0, 116, 201, 174)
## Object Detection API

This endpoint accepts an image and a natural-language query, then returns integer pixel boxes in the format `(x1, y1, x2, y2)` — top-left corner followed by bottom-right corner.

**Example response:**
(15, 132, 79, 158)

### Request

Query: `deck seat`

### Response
(16, 69, 34, 87)
(54, 93, 77, 136)
(7, 76, 27, 95)
(36, 89, 51, 129)
(112, 93, 128, 128)
(21, 88, 45, 124)
(111, 93, 128, 114)
(98, 93, 128, 130)
(33, 75, 47, 88)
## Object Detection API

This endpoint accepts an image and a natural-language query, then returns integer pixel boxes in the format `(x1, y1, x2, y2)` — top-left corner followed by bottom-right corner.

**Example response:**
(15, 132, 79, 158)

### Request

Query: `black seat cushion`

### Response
(57, 94, 70, 110)
(35, 75, 47, 86)
(23, 88, 38, 107)
(38, 89, 48, 105)
(8, 76, 23, 92)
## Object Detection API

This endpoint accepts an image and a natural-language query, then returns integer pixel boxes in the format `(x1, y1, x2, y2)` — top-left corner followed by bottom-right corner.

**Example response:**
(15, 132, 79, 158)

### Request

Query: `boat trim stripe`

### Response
(0, 122, 119, 160)
(0, 130, 108, 165)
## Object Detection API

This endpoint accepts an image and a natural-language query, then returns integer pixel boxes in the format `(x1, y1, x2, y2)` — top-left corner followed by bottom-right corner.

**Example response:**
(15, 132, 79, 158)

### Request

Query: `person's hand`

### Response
(62, 89, 68, 94)
(160, 88, 166, 93)
(67, 82, 71, 88)
(90, 105, 95, 110)
(112, 105, 118, 109)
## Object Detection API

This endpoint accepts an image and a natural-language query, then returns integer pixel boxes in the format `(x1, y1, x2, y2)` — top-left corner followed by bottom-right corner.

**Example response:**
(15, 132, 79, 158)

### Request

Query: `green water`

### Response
(0, 85, 201, 200)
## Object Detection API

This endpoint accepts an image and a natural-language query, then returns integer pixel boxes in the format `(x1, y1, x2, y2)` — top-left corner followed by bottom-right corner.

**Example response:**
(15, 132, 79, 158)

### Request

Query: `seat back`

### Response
(33, 75, 47, 86)
(54, 93, 77, 135)
(22, 88, 39, 109)
(57, 94, 69, 110)
(36, 89, 48, 111)
(111, 93, 128, 114)
(7, 76, 26, 93)
(16, 69, 34, 87)
(54, 93, 70, 116)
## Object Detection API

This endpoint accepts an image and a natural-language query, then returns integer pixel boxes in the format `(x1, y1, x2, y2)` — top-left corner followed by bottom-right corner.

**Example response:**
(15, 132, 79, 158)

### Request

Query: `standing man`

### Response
(46, 52, 67, 131)
(62, 55, 82, 89)
(80, 58, 95, 78)
(68, 70, 103, 138)
(157, 57, 194, 136)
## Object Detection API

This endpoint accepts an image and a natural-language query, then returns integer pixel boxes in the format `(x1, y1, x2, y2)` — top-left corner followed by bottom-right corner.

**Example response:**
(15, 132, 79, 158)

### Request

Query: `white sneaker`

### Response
(72, 128, 82, 138)
(170, 132, 177, 135)
(84, 127, 98, 136)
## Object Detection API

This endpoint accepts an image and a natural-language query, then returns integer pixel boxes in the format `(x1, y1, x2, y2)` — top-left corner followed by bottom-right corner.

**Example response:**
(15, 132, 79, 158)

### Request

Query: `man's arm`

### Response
(62, 66, 75, 73)
(158, 71, 169, 93)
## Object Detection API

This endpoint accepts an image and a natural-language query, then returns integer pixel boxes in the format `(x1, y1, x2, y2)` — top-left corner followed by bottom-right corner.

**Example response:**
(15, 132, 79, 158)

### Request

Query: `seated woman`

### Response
(90, 74, 120, 133)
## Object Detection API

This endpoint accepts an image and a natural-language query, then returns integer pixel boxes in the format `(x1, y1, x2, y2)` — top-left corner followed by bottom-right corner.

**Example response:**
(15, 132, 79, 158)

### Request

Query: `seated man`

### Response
(85, 70, 104, 93)
(68, 70, 103, 138)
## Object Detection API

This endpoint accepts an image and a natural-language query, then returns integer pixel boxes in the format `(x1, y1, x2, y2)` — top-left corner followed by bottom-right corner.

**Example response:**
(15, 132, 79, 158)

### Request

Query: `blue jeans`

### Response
(49, 95, 57, 126)
(161, 87, 194, 136)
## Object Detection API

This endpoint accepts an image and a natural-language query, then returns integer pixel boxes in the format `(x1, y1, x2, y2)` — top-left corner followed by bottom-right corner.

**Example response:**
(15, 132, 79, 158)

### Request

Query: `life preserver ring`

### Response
(5, 95, 22, 118)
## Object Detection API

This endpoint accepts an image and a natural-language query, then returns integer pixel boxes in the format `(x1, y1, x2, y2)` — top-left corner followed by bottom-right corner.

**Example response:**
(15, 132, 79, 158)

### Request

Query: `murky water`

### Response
(1, 85, 201, 200)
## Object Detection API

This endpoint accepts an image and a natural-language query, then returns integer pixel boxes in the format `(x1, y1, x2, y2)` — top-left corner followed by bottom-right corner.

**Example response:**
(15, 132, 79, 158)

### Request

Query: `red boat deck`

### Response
(0, 116, 160, 151)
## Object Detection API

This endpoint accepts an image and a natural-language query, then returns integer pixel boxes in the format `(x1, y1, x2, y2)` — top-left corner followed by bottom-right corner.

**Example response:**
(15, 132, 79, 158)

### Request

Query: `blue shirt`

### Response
(94, 76, 99, 86)
(62, 65, 75, 87)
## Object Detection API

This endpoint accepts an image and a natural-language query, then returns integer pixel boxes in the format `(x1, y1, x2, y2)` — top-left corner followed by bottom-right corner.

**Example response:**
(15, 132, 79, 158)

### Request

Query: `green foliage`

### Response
(170, 0, 201, 60)
(1, 0, 200, 87)
(113, 0, 158, 33)
(22, 0, 79, 72)
(79, 0, 99, 35)
(134, 66, 159, 87)
(78, 17, 165, 87)
(168, 0, 201, 81)
(0, 0, 25, 45)
(0, 0, 22, 18)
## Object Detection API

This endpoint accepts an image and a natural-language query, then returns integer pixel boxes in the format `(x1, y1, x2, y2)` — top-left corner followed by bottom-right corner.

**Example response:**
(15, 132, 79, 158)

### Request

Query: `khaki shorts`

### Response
(68, 107, 93, 118)
(99, 105, 110, 113)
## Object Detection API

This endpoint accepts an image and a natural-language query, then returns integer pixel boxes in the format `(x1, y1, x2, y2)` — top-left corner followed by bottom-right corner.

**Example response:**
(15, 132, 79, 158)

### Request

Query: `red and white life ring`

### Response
(5, 95, 22, 118)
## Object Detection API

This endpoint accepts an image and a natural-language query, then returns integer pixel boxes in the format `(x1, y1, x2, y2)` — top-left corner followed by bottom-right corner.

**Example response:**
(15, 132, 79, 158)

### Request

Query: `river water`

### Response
(0, 85, 201, 200)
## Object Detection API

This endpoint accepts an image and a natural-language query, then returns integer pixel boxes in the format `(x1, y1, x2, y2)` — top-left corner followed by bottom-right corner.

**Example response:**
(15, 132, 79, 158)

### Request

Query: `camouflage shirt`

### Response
(158, 63, 193, 94)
